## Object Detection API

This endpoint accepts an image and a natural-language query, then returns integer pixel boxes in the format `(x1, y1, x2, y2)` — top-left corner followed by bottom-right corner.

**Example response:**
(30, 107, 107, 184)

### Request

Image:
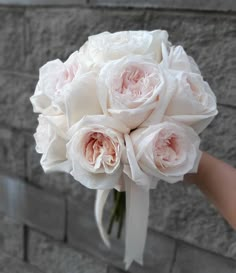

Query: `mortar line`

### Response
(169, 240, 178, 273)
(218, 102, 236, 110)
(0, 69, 38, 79)
(0, 3, 235, 16)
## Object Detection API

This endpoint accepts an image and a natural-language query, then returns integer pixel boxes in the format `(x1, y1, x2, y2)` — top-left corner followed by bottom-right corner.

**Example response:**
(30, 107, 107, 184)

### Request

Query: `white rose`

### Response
(162, 44, 200, 74)
(67, 115, 129, 189)
(30, 52, 102, 123)
(165, 72, 218, 133)
(34, 114, 71, 173)
(30, 51, 83, 113)
(97, 55, 175, 129)
(126, 121, 201, 183)
(30, 54, 102, 125)
(78, 30, 169, 68)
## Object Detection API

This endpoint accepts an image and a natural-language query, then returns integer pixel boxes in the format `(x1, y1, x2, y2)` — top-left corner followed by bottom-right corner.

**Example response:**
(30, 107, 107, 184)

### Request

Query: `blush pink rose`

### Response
(30, 51, 83, 113)
(30, 52, 103, 126)
(97, 55, 175, 129)
(126, 121, 201, 183)
(67, 115, 129, 189)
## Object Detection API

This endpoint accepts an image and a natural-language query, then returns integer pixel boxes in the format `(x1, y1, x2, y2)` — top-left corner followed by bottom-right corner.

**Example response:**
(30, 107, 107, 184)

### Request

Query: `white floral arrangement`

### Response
(30, 30, 218, 269)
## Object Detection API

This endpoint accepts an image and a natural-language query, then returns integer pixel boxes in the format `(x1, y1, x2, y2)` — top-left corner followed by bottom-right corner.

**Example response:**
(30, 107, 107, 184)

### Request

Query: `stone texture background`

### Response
(0, 1, 236, 272)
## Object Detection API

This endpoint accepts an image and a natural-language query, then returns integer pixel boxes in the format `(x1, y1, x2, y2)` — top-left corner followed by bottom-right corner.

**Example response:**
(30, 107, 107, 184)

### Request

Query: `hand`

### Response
(184, 152, 236, 230)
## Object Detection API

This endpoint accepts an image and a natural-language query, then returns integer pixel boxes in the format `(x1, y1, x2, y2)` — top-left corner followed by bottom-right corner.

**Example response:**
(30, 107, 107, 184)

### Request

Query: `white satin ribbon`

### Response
(95, 189, 111, 248)
(124, 174, 150, 270)
(95, 177, 150, 271)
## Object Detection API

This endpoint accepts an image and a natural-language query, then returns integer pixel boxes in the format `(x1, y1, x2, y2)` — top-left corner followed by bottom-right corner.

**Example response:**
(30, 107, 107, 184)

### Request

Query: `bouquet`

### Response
(30, 30, 218, 269)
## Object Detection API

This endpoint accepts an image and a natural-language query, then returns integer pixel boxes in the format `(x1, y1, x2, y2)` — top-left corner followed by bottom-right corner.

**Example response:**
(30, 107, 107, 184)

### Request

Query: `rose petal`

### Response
(124, 134, 156, 189)
(34, 114, 71, 173)
(70, 160, 123, 190)
(64, 72, 103, 127)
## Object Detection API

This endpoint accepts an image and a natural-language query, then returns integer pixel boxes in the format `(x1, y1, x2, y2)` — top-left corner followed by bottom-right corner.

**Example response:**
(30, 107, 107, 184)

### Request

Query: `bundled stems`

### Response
(117, 193, 125, 238)
(107, 189, 126, 238)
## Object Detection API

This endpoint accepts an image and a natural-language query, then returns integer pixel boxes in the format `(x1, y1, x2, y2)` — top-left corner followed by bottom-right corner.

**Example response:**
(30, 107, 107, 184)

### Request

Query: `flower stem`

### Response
(117, 192, 125, 238)
(107, 190, 121, 235)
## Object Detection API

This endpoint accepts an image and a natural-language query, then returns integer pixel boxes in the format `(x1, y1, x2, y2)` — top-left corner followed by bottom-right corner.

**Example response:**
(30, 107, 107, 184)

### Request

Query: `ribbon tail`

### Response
(124, 175, 150, 270)
(95, 189, 111, 248)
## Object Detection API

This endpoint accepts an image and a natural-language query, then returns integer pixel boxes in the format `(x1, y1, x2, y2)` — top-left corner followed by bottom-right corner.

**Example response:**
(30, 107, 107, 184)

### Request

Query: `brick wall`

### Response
(0, 1, 236, 272)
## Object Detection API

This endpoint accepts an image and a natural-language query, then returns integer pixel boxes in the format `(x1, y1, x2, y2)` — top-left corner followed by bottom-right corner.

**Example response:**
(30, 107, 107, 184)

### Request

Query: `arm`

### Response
(184, 152, 236, 230)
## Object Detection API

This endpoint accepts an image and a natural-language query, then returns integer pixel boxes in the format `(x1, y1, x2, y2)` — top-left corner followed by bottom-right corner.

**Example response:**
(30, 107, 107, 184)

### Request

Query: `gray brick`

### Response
(144, 12, 236, 107)
(0, 251, 42, 273)
(24, 8, 145, 74)
(28, 229, 107, 273)
(0, 72, 38, 130)
(68, 198, 176, 272)
(0, 211, 23, 259)
(0, 175, 66, 239)
(149, 181, 236, 259)
(91, 0, 236, 12)
(68, 198, 124, 269)
(0, 128, 25, 177)
(0, 8, 24, 71)
(0, 0, 86, 5)
(172, 241, 236, 273)
(149, 106, 236, 261)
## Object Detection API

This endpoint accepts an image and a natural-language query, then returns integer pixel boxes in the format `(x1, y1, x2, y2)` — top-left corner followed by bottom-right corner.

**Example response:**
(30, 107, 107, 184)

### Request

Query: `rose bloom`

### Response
(165, 72, 218, 133)
(126, 121, 201, 183)
(30, 52, 102, 123)
(30, 51, 83, 113)
(30, 52, 102, 126)
(67, 115, 129, 189)
(78, 30, 169, 69)
(97, 55, 175, 129)
(34, 114, 71, 173)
